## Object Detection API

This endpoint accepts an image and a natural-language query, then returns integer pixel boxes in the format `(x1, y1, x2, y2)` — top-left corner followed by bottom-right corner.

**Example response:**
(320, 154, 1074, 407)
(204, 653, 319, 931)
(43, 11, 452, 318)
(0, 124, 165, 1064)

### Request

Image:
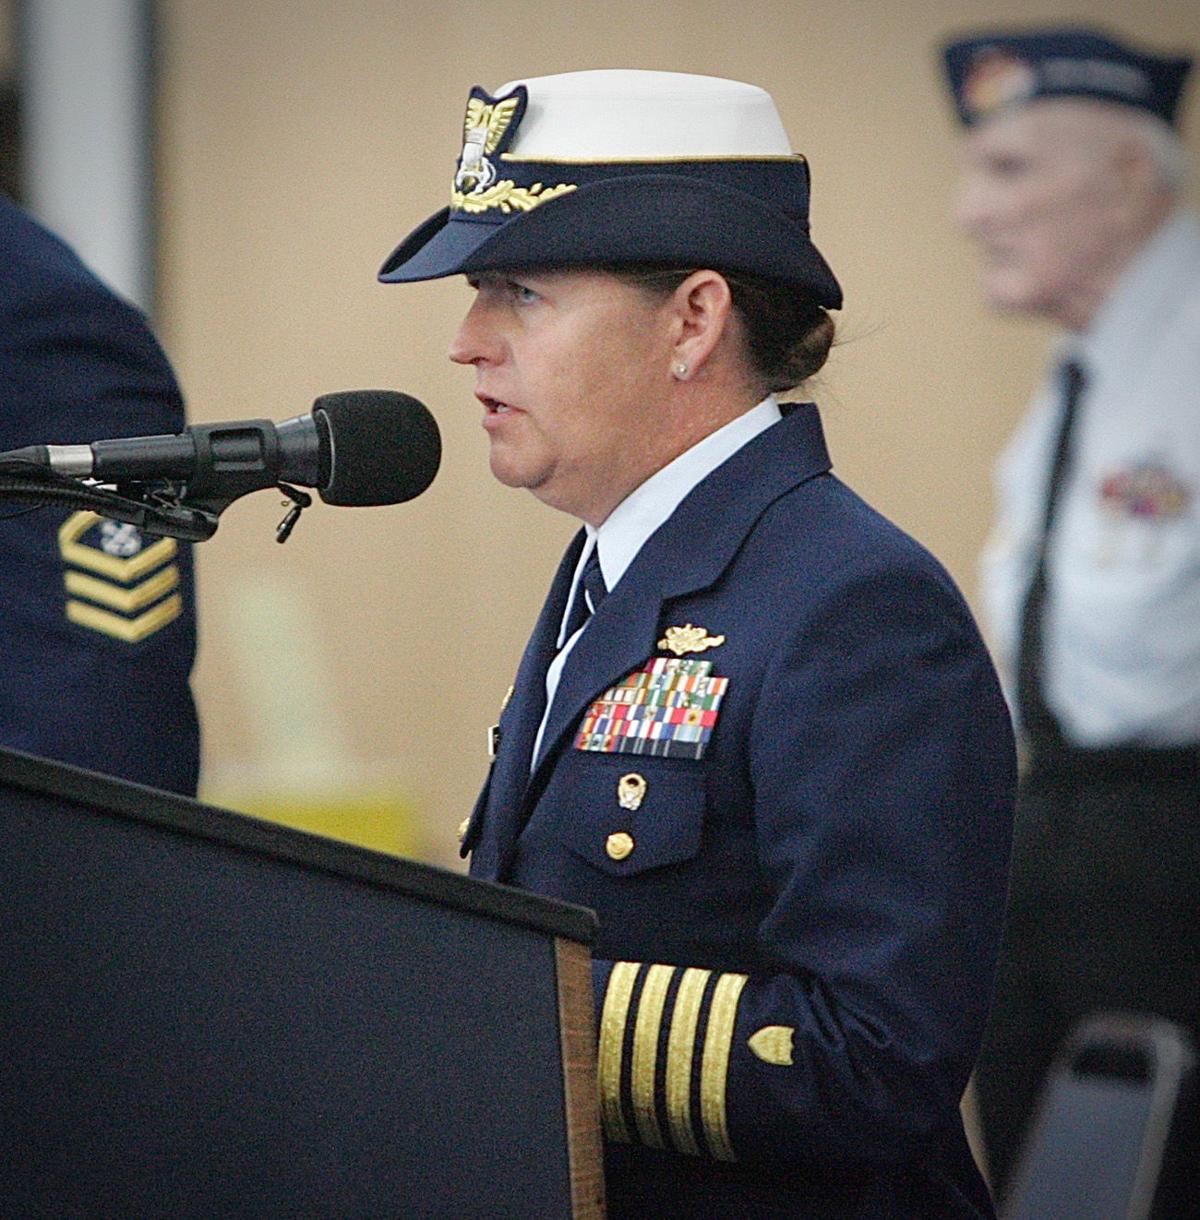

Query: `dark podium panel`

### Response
(0, 747, 604, 1218)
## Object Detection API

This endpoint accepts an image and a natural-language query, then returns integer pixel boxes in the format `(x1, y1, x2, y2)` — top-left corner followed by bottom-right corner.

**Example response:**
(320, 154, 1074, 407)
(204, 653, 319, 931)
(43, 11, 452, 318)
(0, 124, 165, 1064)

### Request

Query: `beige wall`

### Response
(154, 0, 1200, 864)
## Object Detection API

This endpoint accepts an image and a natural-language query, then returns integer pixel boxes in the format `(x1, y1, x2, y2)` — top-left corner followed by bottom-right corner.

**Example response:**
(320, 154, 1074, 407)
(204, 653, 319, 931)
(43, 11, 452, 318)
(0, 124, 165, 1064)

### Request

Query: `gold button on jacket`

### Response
(605, 831, 635, 861)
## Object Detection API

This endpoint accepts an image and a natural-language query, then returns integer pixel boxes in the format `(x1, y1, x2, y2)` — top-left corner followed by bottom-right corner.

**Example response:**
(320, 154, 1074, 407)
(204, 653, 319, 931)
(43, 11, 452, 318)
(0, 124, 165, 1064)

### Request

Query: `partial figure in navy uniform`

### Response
(0, 196, 200, 796)
(941, 26, 1199, 1209)
(381, 71, 1016, 1217)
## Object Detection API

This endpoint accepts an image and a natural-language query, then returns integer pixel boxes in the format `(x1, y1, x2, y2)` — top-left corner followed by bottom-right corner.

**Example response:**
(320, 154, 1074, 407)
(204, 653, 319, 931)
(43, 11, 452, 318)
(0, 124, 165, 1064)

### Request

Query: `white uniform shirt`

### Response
(981, 208, 1200, 747)
(532, 395, 783, 765)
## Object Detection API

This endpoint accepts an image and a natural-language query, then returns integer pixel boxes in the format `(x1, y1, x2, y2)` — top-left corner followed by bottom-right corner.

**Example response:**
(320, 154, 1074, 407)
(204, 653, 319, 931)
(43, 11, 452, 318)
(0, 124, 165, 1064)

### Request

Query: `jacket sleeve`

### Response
(0, 223, 200, 796)
(588, 559, 1016, 1167)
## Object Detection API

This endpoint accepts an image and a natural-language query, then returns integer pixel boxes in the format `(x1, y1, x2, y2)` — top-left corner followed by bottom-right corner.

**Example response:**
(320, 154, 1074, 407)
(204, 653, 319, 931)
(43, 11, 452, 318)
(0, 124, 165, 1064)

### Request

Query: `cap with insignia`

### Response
(379, 69, 842, 308)
(942, 26, 1193, 129)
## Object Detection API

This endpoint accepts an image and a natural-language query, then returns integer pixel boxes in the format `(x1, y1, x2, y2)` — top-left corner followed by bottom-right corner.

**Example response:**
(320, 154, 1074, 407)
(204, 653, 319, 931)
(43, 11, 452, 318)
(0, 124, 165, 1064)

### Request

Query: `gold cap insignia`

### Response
(617, 773, 647, 811)
(748, 1025, 794, 1066)
(454, 92, 522, 196)
(658, 624, 726, 656)
(450, 85, 578, 215)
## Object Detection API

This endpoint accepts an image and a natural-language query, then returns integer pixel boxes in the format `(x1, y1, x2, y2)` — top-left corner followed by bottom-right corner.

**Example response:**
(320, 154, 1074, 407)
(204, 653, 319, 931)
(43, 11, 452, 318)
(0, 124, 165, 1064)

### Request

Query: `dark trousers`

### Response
(973, 747, 1200, 1215)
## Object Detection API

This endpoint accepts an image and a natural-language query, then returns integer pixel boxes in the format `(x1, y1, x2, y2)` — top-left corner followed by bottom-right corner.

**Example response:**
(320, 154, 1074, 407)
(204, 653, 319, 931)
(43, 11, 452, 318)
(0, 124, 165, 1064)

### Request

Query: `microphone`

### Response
(0, 390, 441, 508)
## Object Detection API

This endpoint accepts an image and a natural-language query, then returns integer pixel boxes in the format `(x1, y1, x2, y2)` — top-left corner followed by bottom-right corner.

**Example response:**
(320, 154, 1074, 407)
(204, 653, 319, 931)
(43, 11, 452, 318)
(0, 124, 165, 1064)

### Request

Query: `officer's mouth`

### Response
(478, 393, 524, 428)
(475, 395, 521, 419)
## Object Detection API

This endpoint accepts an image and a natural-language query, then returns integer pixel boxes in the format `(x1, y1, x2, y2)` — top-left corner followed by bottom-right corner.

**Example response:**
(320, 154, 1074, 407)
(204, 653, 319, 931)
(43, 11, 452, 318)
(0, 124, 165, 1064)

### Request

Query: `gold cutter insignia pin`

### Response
(658, 624, 726, 656)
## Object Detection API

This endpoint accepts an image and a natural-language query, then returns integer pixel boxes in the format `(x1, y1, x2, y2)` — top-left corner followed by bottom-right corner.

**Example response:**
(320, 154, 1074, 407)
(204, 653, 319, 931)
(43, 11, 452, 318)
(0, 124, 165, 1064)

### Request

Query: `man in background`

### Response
(942, 25, 1197, 1206)
(0, 196, 200, 795)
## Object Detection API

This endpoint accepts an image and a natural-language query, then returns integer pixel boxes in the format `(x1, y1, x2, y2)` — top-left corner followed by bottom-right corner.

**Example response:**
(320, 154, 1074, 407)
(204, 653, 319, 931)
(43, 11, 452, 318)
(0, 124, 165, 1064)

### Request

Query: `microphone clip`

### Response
(274, 483, 312, 544)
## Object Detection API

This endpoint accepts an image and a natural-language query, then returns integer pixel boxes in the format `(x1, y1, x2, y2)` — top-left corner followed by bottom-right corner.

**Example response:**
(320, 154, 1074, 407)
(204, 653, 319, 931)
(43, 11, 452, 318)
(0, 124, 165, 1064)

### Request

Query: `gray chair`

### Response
(1003, 1012, 1194, 1220)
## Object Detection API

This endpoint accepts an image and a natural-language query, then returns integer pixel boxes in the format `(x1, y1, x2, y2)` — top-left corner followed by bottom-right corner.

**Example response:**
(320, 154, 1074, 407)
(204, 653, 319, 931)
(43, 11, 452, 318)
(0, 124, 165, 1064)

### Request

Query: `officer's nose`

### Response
(449, 295, 499, 367)
(952, 169, 996, 238)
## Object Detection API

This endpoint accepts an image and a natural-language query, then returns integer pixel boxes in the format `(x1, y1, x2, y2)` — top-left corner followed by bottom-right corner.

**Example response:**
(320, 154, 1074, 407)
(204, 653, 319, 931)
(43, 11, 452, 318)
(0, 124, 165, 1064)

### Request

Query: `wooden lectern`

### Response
(0, 747, 605, 1218)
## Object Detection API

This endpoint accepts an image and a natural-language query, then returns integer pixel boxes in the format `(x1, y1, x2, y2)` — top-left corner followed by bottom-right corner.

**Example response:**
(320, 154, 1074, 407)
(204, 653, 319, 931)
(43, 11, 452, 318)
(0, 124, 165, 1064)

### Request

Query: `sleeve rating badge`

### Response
(58, 510, 184, 643)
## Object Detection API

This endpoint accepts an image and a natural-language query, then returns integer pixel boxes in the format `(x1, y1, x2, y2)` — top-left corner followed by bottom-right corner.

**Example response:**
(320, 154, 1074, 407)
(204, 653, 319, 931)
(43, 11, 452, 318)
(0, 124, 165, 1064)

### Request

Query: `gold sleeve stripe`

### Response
(66, 593, 184, 643)
(597, 961, 639, 1144)
(64, 564, 180, 613)
(700, 971, 749, 1162)
(58, 511, 178, 582)
(629, 964, 673, 1149)
(663, 967, 711, 1157)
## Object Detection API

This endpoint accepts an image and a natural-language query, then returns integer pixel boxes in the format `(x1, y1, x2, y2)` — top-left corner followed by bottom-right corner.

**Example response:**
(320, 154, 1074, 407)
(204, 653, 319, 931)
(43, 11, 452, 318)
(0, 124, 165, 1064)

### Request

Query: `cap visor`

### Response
(380, 176, 842, 307)
(378, 207, 497, 283)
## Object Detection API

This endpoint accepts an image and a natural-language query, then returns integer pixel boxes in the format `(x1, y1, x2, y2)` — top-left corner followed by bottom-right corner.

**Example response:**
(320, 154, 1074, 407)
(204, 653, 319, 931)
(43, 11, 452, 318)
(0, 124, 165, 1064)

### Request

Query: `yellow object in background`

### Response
(198, 572, 424, 859)
(203, 782, 424, 859)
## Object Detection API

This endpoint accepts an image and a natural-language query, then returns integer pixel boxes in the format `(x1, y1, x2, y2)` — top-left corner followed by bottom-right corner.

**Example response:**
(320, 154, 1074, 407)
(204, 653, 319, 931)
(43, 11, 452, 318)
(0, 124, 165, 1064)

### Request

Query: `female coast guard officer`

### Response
(380, 71, 1016, 1218)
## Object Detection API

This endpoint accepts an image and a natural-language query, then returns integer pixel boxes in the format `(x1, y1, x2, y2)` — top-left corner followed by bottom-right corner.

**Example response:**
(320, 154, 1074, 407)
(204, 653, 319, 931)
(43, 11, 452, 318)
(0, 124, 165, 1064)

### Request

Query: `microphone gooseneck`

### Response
(0, 389, 442, 542)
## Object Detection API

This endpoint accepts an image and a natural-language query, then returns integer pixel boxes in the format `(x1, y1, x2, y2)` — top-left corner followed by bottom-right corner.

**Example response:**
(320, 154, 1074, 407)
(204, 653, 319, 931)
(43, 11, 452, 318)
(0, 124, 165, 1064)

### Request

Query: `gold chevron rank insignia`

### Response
(58, 511, 184, 643)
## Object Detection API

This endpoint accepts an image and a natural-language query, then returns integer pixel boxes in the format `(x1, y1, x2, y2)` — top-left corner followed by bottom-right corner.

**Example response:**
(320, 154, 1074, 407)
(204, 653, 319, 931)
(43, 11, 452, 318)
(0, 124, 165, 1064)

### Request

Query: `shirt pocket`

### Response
(543, 754, 707, 877)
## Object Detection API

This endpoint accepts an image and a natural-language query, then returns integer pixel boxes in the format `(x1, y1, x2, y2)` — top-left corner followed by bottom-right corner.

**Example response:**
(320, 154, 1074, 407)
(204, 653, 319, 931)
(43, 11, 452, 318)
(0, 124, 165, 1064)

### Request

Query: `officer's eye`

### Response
(508, 281, 540, 304)
(986, 153, 1031, 178)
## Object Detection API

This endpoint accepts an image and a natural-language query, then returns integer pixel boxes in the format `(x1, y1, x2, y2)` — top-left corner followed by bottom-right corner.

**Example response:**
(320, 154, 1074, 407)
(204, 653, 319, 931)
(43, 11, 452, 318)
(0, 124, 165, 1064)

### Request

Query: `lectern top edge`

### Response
(0, 745, 598, 946)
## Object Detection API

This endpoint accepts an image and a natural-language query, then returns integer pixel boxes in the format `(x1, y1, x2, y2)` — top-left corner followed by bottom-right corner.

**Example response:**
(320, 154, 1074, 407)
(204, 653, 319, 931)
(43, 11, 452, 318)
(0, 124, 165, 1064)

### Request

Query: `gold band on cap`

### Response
(501, 154, 806, 165)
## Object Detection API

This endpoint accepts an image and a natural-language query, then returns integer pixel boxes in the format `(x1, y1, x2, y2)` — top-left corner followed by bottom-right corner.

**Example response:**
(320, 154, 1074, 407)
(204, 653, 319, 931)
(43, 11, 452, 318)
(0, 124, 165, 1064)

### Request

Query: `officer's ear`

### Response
(667, 270, 734, 380)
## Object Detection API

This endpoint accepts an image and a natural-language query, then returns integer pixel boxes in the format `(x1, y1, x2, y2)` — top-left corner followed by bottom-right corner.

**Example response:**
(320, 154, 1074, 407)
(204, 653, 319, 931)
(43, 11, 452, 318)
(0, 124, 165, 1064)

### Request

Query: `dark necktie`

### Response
(1016, 359, 1086, 749)
(562, 545, 607, 641)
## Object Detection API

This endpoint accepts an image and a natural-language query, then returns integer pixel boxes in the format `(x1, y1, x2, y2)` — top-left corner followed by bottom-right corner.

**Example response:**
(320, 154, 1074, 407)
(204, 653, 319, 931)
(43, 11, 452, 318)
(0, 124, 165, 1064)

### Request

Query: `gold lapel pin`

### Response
(618, 773, 647, 811)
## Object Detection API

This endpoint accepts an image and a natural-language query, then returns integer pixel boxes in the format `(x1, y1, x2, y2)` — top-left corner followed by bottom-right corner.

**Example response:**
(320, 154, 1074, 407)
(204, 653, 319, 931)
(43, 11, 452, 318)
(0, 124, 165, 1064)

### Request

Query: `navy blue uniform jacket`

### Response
(0, 198, 199, 795)
(463, 405, 1016, 1217)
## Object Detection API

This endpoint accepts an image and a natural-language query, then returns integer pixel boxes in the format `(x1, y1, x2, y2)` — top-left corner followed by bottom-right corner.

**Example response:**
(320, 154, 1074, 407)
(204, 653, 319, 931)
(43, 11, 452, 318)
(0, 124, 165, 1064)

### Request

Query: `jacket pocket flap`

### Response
(546, 757, 706, 876)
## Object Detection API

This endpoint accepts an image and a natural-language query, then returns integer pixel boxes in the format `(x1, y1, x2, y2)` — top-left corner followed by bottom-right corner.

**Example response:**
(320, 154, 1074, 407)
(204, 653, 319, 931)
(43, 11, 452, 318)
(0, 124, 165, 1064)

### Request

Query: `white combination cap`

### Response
(495, 70, 794, 159)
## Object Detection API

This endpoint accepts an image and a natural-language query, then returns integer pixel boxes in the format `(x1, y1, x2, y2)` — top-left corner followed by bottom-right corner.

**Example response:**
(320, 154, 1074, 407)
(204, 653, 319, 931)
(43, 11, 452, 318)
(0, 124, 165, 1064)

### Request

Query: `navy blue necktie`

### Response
(563, 546, 607, 641)
(1016, 359, 1086, 748)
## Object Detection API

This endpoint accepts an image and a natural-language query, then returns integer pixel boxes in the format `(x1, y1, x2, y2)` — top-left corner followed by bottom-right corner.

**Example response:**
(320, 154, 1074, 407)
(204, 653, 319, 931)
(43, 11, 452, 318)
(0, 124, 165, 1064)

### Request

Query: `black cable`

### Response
(0, 474, 219, 541)
(0, 474, 131, 512)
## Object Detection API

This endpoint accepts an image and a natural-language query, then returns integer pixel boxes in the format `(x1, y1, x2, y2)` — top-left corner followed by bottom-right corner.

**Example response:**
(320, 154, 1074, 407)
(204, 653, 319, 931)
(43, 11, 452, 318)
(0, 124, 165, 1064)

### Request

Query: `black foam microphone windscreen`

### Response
(314, 391, 441, 507)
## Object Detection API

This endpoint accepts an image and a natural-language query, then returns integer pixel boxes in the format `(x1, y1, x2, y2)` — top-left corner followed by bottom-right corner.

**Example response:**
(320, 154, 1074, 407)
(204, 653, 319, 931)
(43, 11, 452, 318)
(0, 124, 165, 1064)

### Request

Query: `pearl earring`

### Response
(673, 361, 689, 380)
